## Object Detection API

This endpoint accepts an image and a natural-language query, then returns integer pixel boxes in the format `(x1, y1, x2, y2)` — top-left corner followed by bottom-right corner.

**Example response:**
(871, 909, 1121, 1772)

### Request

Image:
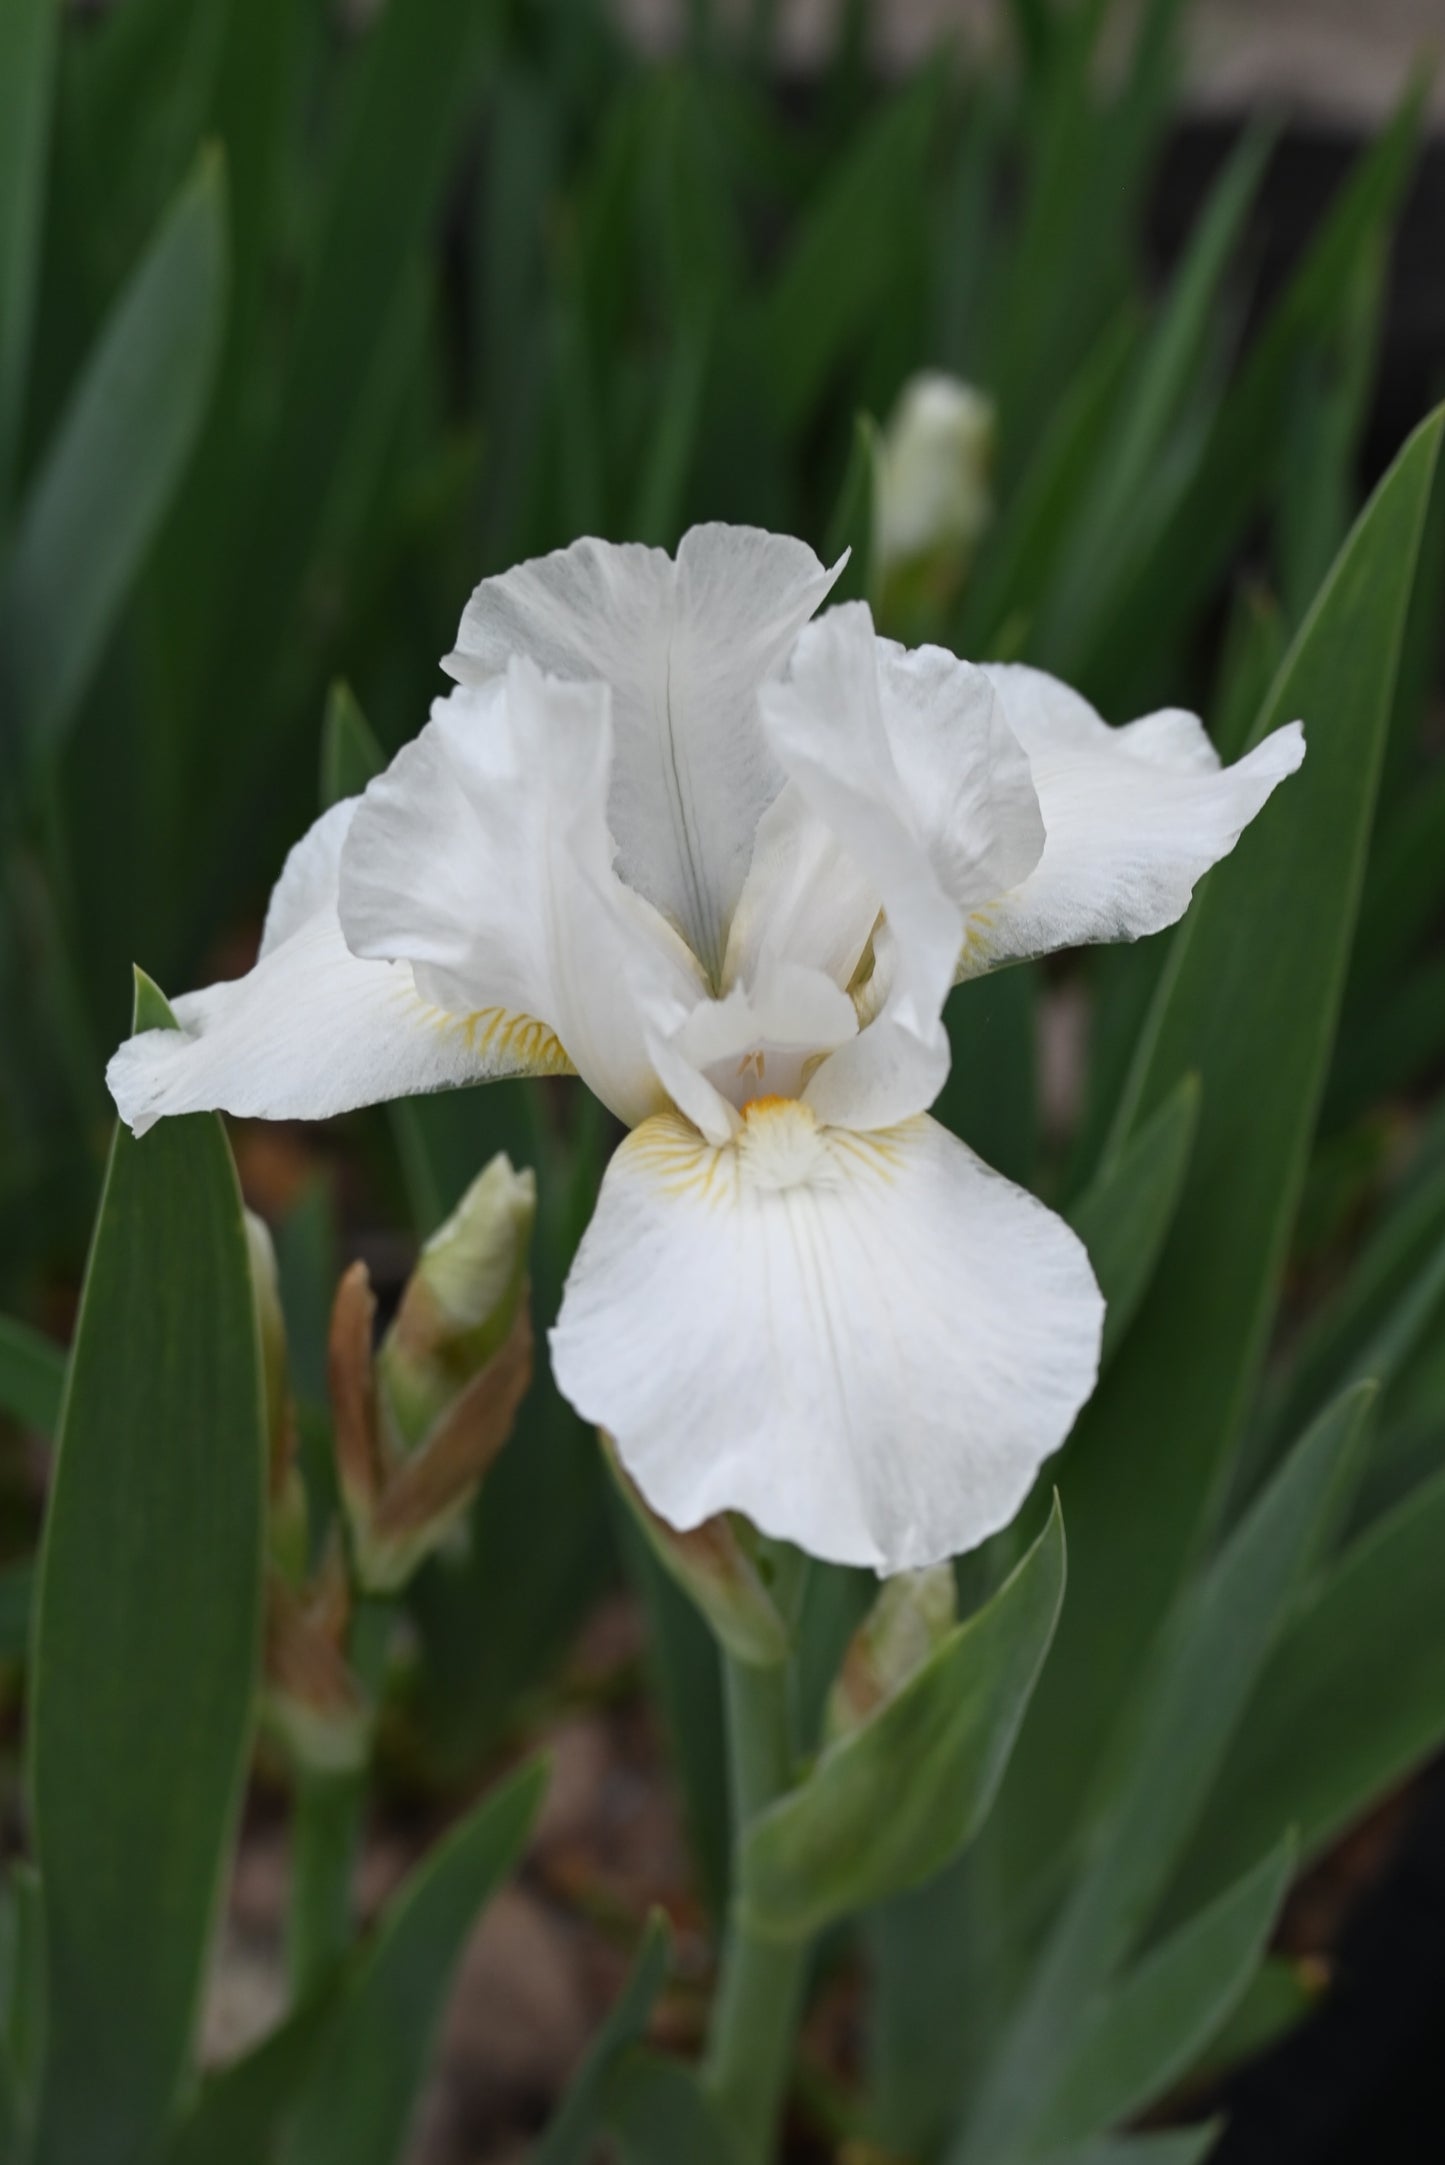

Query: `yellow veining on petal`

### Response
(395, 980, 575, 1078)
(956, 900, 1002, 978)
(622, 1100, 912, 1210)
(623, 1113, 735, 1208)
(828, 1125, 908, 1186)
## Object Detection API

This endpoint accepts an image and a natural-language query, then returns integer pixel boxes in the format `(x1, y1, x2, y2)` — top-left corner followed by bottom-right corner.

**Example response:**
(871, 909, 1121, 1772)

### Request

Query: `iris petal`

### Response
(552, 1100, 1103, 1573)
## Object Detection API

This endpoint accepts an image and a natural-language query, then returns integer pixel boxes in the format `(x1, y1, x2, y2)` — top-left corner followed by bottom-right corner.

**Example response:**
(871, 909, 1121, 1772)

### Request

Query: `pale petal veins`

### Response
(338, 660, 704, 1130)
(446, 523, 843, 981)
(551, 1101, 1103, 1571)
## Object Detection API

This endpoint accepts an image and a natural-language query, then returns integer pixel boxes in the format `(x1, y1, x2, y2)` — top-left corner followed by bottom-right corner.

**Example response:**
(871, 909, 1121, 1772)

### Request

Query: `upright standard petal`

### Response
(445, 524, 842, 978)
(106, 801, 555, 1137)
(551, 1098, 1103, 1572)
(875, 638, 1044, 912)
(762, 604, 966, 1131)
(955, 664, 1306, 976)
(722, 779, 880, 1000)
(340, 661, 705, 1130)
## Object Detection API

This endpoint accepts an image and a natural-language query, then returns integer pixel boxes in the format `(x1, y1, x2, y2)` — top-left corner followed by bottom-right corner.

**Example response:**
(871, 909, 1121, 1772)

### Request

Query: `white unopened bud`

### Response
(876, 371, 995, 575)
(377, 1155, 536, 1451)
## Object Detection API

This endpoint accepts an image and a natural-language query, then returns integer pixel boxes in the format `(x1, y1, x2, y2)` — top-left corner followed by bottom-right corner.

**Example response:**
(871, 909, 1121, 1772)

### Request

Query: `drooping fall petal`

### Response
(551, 1097, 1102, 1573)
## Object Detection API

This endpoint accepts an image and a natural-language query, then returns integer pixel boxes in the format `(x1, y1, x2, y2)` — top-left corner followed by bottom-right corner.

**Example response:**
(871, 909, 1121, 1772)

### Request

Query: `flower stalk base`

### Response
(704, 1651, 811, 2163)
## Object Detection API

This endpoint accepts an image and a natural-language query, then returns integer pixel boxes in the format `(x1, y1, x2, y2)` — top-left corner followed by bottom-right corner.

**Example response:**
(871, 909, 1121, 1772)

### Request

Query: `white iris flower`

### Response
(109, 526, 1304, 1573)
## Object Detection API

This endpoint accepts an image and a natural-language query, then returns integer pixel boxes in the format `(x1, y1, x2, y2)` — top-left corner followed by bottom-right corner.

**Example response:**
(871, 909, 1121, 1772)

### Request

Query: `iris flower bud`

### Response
(825, 1563, 957, 1741)
(876, 371, 995, 605)
(604, 1437, 788, 1668)
(332, 1157, 536, 1594)
(244, 1209, 307, 1583)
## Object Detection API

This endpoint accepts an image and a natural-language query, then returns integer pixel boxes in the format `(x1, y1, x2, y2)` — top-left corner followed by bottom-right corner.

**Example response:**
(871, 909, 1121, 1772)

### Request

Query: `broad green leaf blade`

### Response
(533, 1911, 670, 2165)
(318, 680, 384, 813)
(0, 0, 57, 503)
(0, 149, 228, 768)
(603, 2048, 742, 2165)
(278, 1758, 546, 2165)
(996, 407, 1444, 1905)
(0, 1316, 64, 1437)
(741, 1501, 1065, 1940)
(1068, 1074, 1199, 1370)
(162, 1990, 340, 2165)
(29, 973, 266, 2165)
(1166, 1462, 1445, 1927)
(1024, 1839, 1293, 2159)
(957, 1385, 1371, 2165)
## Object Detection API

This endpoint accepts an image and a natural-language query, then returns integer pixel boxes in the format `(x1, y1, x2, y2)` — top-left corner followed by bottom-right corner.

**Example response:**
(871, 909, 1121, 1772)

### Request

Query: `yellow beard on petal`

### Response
(624, 1097, 909, 1207)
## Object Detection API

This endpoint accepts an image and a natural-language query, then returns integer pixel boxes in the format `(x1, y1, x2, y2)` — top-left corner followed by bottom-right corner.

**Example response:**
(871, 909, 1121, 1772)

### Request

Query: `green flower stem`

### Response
(704, 1650, 811, 2162)
(286, 1596, 393, 1999)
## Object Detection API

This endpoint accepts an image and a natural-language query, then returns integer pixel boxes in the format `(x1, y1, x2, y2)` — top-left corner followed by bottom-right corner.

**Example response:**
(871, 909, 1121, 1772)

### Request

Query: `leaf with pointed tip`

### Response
(824, 411, 881, 610)
(957, 1384, 1372, 2165)
(319, 681, 385, 812)
(278, 1759, 545, 2165)
(1023, 1840, 1293, 2159)
(603, 2049, 742, 2165)
(740, 1503, 1065, 1941)
(29, 971, 266, 2165)
(995, 406, 1445, 1912)
(1166, 1461, 1445, 1929)
(162, 1988, 341, 2165)
(533, 1911, 671, 2165)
